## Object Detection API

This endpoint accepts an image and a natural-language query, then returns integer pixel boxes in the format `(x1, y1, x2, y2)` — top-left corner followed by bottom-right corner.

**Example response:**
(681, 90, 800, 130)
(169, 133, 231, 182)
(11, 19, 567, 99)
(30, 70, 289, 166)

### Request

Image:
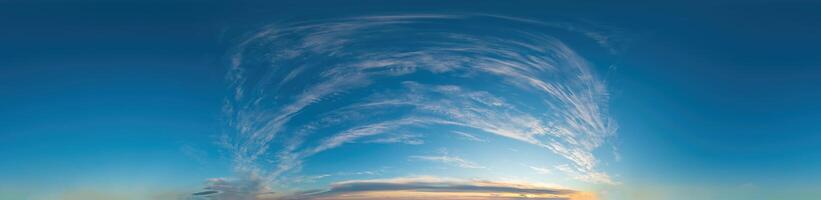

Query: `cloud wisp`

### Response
(215, 13, 619, 199)
(526, 165, 553, 175)
(453, 131, 486, 142)
(410, 155, 486, 169)
(364, 133, 424, 145)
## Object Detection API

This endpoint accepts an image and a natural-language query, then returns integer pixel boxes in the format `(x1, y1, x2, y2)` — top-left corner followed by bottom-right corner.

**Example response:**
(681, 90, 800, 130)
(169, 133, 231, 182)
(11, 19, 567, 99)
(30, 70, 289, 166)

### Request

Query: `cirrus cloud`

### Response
(217, 13, 619, 199)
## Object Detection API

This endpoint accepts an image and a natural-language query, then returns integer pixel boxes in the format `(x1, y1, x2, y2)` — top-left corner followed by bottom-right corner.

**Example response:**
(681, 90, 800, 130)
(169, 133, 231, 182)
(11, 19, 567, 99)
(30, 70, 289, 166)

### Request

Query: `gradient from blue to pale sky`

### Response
(2, 1, 821, 200)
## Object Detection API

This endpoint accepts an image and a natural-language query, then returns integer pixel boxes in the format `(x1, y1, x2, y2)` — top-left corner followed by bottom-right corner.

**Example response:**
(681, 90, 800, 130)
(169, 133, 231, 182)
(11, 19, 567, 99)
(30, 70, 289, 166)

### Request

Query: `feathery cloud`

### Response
(365, 133, 424, 145)
(220, 14, 619, 194)
(410, 155, 485, 169)
(453, 131, 486, 142)
(526, 165, 553, 175)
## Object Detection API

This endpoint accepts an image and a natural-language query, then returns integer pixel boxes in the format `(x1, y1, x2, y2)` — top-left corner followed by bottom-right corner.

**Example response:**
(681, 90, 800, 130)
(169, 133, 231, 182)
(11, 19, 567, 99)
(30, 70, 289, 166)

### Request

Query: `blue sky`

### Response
(2, 1, 821, 200)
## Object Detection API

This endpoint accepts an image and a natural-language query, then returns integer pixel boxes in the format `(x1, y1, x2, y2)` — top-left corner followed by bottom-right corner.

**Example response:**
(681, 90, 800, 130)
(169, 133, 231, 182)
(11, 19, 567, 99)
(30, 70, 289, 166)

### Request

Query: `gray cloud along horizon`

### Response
(216, 13, 618, 198)
(194, 177, 585, 200)
(275, 177, 584, 200)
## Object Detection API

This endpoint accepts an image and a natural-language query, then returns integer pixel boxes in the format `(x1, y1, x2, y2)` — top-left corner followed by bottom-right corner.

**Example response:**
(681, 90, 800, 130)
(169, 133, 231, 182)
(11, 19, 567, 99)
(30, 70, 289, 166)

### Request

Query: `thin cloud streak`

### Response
(364, 133, 425, 145)
(410, 155, 486, 169)
(526, 165, 553, 175)
(453, 131, 486, 142)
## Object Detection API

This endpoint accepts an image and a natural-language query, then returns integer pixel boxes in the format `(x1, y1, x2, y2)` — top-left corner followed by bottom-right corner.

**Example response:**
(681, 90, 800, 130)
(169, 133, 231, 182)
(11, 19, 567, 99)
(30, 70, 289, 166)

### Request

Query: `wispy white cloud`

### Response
(291, 174, 333, 184)
(410, 155, 485, 169)
(364, 133, 424, 145)
(309, 117, 456, 155)
(452, 131, 486, 142)
(389, 81, 615, 181)
(525, 165, 553, 175)
(555, 164, 618, 185)
(219, 13, 620, 195)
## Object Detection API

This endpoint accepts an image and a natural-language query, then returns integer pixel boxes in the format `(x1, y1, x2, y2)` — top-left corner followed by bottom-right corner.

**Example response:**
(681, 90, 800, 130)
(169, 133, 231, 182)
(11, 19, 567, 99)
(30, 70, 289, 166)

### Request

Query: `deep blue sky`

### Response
(2, 1, 821, 200)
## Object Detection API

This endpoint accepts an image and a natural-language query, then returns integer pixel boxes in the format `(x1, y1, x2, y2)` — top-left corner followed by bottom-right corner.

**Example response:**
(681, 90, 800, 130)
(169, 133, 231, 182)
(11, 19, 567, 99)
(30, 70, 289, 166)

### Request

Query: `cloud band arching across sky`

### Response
(212, 13, 618, 199)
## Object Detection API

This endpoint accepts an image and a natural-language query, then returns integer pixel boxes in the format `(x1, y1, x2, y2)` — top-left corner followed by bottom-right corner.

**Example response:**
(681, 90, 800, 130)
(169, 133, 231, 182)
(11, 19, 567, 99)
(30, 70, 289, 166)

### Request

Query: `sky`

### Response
(2, 1, 821, 200)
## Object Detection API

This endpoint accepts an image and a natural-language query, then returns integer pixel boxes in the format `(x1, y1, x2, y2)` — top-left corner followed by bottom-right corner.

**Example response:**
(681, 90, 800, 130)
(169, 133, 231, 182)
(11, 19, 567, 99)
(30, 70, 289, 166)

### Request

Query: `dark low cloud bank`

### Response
(284, 177, 581, 200)
(321, 179, 574, 195)
(191, 177, 585, 200)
